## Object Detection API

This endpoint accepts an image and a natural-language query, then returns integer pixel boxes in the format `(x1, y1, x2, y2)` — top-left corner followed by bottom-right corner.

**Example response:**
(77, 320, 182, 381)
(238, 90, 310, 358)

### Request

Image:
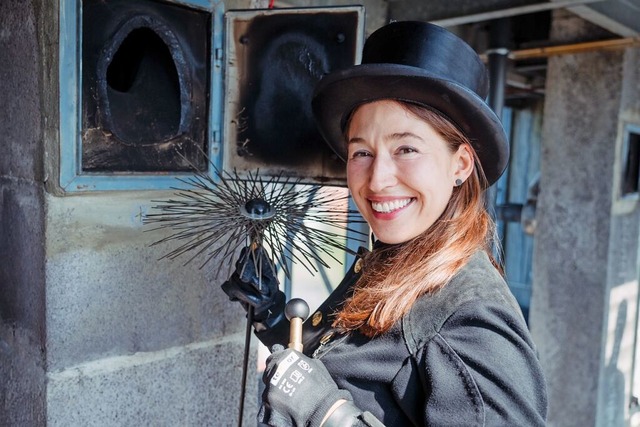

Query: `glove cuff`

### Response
(321, 401, 364, 427)
(309, 389, 353, 427)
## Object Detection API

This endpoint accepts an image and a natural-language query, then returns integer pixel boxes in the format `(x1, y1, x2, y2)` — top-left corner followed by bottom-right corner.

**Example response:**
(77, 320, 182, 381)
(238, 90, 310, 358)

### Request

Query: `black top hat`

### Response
(311, 21, 509, 186)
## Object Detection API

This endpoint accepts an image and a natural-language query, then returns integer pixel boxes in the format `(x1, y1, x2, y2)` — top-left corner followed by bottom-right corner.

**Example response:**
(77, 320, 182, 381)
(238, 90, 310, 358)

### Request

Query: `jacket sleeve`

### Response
(418, 301, 548, 426)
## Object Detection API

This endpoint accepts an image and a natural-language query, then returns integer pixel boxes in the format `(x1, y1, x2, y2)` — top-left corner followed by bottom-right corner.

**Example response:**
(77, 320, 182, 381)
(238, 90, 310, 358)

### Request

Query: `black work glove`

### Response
(221, 246, 285, 323)
(258, 346, 354, 427)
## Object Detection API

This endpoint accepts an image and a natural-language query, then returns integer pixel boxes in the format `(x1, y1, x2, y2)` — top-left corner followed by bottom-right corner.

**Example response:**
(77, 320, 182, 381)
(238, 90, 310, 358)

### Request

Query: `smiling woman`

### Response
(221, 21, 548, 427)
(345, 100, 475, 244)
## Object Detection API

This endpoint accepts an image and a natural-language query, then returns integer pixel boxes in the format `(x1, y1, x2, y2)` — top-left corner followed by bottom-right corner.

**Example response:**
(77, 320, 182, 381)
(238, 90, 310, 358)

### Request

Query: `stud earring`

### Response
(455, 178, 463, 187)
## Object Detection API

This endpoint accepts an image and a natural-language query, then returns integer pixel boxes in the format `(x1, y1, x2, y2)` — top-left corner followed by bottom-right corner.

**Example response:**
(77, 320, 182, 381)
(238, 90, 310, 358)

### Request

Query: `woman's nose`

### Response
(368, 155, 396, 192)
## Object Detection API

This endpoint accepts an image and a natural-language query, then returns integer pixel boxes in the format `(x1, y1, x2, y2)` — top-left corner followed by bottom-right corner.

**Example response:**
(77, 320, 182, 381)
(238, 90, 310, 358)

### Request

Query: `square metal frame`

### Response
(620, 122, 640, 199)
(222, 6, 365, 187)
(58, 0, 225, 192)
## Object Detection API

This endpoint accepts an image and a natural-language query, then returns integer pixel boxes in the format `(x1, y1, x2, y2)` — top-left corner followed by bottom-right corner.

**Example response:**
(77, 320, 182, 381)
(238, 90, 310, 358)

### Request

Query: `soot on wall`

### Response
(228, 10, 361, 177)
(81, 0, 210, 173)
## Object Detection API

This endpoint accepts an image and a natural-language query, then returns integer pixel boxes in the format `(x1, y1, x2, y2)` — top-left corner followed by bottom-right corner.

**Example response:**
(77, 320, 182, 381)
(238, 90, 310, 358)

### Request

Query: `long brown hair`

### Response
(333, 101, 502, 337)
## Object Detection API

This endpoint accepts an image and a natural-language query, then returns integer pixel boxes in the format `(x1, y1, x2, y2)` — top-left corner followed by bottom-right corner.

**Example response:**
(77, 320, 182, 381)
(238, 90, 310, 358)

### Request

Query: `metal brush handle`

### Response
(285, 298, 310, 352)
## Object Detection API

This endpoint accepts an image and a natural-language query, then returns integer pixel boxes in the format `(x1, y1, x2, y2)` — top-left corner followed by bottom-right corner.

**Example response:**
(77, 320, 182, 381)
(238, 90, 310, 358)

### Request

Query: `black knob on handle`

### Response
(285, 298, 310, 321)
(285, 298, 309, 352)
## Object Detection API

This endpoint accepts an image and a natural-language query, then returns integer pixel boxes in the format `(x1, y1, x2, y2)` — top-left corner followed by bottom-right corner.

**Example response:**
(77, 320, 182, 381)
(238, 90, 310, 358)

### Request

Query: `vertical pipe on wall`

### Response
(487, 18, 510, 120)
(485, 18, 511, 240)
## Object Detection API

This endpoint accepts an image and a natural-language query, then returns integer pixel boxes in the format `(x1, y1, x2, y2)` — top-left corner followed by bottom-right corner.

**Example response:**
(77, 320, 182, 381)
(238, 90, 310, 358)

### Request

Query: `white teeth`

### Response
(371, 198, 412, 213)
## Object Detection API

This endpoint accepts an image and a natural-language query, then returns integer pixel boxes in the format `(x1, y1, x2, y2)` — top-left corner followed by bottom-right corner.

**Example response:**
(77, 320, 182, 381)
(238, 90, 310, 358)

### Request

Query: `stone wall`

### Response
(13, 2, 640, 426)
(0, 0, 47, 424)
(530, 9, 640, 427)
(0, 1, 387, 425)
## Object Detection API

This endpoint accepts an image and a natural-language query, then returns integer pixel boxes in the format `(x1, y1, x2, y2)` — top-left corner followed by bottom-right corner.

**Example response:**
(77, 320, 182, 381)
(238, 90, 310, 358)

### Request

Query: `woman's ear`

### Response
(454, 143, 475, 182)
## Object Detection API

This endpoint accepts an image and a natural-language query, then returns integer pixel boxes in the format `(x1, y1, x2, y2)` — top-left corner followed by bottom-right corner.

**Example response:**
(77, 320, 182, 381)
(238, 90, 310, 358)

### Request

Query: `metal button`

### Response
(311, 311, 323, 327)
(354, 258, 363, 273)
(320, 332, 334, 345)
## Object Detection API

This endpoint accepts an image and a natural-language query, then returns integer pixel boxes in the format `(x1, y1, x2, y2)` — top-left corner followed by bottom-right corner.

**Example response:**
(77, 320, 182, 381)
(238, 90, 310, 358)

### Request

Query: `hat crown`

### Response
(311, 21, 509, 186)
(361, 21, 489, 100)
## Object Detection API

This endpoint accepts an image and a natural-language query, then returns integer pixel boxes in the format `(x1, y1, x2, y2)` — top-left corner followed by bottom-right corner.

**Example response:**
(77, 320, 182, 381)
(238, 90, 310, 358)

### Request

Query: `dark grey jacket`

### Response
(257, 250, 548, 426)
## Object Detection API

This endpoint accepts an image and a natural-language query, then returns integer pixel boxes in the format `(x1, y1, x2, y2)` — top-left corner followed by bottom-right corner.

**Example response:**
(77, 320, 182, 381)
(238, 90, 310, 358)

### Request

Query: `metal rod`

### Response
(510, 36, 640, 60)
(238, 305, 254, 427)
(288, 317, 304, 352)
(480, 36, 640, 62)
(238, 236, 262, 427)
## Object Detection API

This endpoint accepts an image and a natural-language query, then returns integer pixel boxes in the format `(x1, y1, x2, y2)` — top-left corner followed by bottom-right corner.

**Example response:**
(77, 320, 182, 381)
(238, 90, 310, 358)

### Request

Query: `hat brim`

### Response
(311, 63, 509, 186)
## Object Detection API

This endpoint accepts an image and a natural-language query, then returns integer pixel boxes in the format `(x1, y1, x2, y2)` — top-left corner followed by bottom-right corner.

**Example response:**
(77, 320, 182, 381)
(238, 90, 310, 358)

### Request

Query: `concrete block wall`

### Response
(9, 1, 640, 426)
(598, 43, 640, 427)
(0, 0, 47, 424)
(530, 9, 640, 427)
(42, 192, 255, 425)
(0, 0, 270, 423)
(1, 0, 388, 425)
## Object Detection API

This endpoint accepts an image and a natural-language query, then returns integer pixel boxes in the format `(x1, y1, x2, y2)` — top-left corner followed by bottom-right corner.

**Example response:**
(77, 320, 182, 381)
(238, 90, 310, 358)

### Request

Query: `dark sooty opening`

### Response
(106, 27, 181, 143)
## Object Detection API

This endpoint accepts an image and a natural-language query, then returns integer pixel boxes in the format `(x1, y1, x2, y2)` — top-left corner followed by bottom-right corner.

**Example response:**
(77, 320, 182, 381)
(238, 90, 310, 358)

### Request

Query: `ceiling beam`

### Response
(567, 3, 640, 36)
(425, 0, 600, 26)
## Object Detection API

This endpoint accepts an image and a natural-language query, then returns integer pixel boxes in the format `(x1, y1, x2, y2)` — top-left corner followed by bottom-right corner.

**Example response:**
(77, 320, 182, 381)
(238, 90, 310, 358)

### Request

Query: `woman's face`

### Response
(346, 100, 473, 244)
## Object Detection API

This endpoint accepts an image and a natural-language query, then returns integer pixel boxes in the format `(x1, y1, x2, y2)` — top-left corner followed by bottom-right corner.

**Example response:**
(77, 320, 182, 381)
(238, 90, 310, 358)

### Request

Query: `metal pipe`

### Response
(487, 18, 510, 121)
(485, 18, 511, 225)
(480, 36, 640, 62)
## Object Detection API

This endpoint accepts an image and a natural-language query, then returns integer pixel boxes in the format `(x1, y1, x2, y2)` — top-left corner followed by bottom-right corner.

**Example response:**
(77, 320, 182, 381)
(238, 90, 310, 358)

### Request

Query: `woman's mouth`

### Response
(370, 198, 413, 213)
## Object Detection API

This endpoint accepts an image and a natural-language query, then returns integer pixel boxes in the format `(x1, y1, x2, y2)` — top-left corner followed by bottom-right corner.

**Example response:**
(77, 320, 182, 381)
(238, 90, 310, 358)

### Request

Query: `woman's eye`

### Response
(350, 150, 371, 158)
(397, 146, 418, 155)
